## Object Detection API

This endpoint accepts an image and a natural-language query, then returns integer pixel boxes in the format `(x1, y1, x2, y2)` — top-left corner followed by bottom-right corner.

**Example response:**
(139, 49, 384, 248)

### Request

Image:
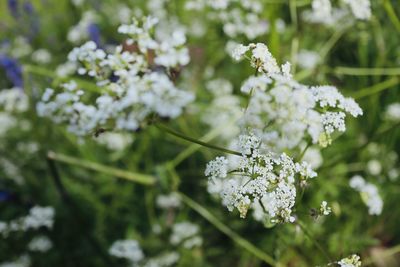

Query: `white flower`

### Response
(0, 89, 29, 113)
(319, 201, 332, 216)
(109, 240, 144, 263)
(342, 0, 371, 20)
(94, 132, 133, 151)
(366, 159, 382, 175)
(156, 193, 181, 209)
(39, 16, 194, 137)
(28, 236, 53, 252)
(31, 49, 52, 64)
(170, 222, 202, 249)
(0, 255, 30, 267)
(337, 254, 362, 267)
(350, 175, 383, 215)
(385, 103, 400, 121)
(23, 206, 55, 230)
(297, 50, 320, 69)
(143, 252, 180, 267)
(205, 157, 229, 182)
(231, 44, 250, 61)
(206, 134, 317, 223)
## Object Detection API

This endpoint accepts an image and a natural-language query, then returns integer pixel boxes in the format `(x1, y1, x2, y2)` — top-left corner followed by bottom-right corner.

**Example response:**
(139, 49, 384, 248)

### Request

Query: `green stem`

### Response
(156, 124, 242, 156)
(351, 77, 400, 99)
(47, 151, 156, 185)
(297, 143, 311, 162)
(383, 0, 400, 33)
(334, 67, 400, 76)
(297, 221, 332, 263)
(178, 192, 276, 266)
(169, 120, 236, 167)
(319, 26, 349, 61)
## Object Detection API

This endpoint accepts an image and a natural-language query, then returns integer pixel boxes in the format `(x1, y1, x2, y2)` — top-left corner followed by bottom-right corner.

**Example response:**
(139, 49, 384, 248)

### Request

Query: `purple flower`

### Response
(0, 55, 23, 88)
(7, 0, 19, 18)
(87, 23, 101, 47)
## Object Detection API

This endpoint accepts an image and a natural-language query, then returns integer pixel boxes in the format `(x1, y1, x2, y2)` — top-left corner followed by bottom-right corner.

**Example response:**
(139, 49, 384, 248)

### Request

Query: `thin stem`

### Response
(319, 25, 349, 61)
(351, 77, 400, 99)
(47, 151, 156, 185)
(156, 124, 242, 156)
(333, 67, 400, 76)
(297, 220, 332, 263)
(297, 143, 311, 162)
(178, 192, 276, 266)
(383, 0, 400, 33)
(169, 119, 236, 167)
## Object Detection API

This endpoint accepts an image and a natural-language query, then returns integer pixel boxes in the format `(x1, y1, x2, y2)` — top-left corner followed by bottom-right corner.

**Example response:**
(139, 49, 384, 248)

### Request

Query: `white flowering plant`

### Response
(1, 0, 400, 267)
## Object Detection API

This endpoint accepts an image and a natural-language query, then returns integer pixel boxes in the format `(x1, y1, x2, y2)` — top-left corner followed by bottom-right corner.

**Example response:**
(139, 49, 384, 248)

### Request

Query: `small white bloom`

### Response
(109, 240, 144, 263)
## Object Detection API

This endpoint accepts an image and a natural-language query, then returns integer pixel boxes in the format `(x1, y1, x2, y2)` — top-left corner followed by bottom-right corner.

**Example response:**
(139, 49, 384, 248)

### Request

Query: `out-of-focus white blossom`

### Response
(95, 132, 133, 151)
(342, 0, 371, 20)
(109, 239, 144, 263)
(350, 175, 383, 215)
(0, 206, 55, 237)
(170, 222, 202, 249)
(185, 0, 268, 40)
(0, 89, 29, 113)
(297, 50, 320, 69)
(28, 236, 53, 252)
(0, 255, 30, 267)
(367, 159, 382, 175)
(384, 103, 400, 121)
(31, 49, 52, 64)
(156, 193, 181, 209)
(143, 252, 180, 267)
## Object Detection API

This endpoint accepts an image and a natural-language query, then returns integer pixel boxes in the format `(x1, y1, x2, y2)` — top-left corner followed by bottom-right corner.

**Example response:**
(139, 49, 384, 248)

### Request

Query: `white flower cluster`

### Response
(37, 16, 194, 136)
(109, 240, 145, 263)
(231, 43, 362, 151)
(142, 252, 180, 267)
(109, 220, 201, 266)
(0, 88, 30, 137)
(350, 175, 383, 215)
(304, 0, 371, 25)
(28, 236, 53, 252)
(342, 0, 371, 20)
(185, 0, 268, 40)
(0, 255, 30, 267)
(206, 134, 316, 223)
(170, 222, 203, 249)
(384, 102, 400, 122)
(0, 206, 55, 237)
(156, 193, 181, 209)
(337, 254, 362, 267)
(297, 50, 320, 70)
(320, 201, 332, 216)
(94, 132, 133, 151)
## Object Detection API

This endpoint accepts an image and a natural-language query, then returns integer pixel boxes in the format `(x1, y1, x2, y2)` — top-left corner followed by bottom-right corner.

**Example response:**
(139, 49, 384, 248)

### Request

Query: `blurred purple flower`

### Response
(88, 23, 101, 47)
(0, 55, 23, 88)
(7, 0, 19, 18)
